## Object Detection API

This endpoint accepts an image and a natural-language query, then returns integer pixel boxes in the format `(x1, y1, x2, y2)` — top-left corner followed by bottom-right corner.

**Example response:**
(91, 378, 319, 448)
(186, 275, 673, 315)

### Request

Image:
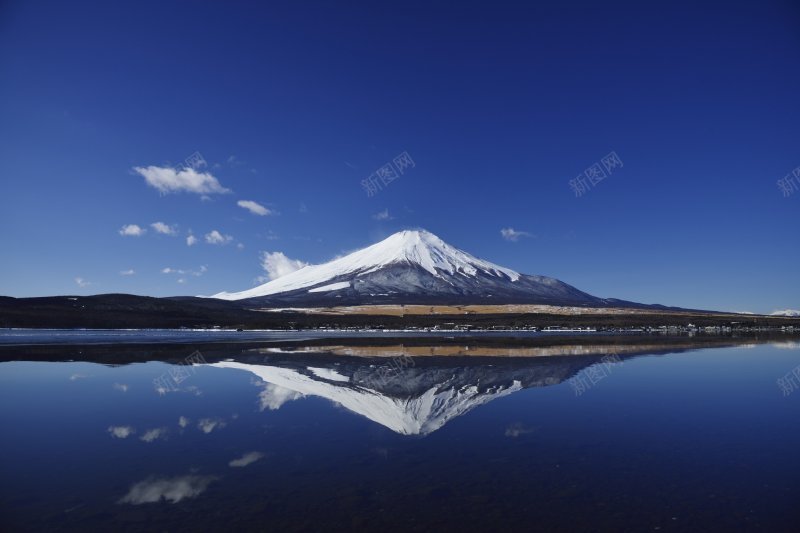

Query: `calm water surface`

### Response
(1, 339, 799, 532)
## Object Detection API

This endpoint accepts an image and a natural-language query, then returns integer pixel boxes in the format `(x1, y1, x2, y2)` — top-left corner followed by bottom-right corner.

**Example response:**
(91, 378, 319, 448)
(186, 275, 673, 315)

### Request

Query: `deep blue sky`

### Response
(1, 0, 798, 313)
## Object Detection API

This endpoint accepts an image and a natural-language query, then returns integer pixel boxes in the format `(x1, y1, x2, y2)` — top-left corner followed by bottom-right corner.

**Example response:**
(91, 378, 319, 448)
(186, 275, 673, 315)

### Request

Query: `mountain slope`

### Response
(214, 230, 520, 299)
(212, 229, 609, 307)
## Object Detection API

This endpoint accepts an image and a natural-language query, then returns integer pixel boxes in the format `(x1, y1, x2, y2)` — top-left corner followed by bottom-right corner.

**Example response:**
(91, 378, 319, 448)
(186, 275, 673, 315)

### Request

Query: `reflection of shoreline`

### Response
(2, 333, 797, 363)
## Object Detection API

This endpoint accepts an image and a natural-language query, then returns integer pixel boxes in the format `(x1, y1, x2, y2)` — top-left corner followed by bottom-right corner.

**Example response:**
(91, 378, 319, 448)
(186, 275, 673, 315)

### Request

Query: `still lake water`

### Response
(1, 335, 799, 532)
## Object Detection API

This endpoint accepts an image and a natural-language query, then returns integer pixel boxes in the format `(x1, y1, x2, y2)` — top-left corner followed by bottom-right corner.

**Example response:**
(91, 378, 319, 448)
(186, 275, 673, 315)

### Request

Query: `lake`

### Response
(1, 332, 799, 531)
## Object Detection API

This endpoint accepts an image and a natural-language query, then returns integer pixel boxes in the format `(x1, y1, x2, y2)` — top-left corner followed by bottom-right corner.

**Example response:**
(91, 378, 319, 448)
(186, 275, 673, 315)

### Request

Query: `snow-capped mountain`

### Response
(212, 229, 617, 307)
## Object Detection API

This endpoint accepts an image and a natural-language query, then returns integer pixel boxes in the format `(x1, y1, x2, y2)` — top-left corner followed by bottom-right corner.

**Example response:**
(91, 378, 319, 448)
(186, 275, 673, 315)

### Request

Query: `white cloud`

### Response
(500, 227, 533, 242)
(178, 416, 190, 428)
(74, 277, 91, 288)
(257, 382, 305, 411)
(163, 266, 206, 277)
(140, 427, 168, 443)
(133, 165, 230, 195)
(113, 383, 129, 392)
(119, 224, 146, 237)
(770, 309, 800, 317)
(229, 451, 264, 468)
(151, 222, 177, 235)
(237, 200, 271, 216)
(504, 423, 536, 438)
(205, 230, 233, 245)
(69, 373, 87, 381)
(197, 418, 226, 434)
(120, 269, 136, 276)
(177, 278, 187, 284)
(118, 474, 217, 505)
(257, 251, 309, 283)
(108, 426, 135, 439)
(372, 208, 392, 221)
(237, 242, 245, 250)
(186, 234, 198, 246)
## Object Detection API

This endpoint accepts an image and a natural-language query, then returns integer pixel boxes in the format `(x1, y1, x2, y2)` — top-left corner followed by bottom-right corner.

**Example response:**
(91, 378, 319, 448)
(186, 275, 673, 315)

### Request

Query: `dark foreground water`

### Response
(1, 338, 799, 532)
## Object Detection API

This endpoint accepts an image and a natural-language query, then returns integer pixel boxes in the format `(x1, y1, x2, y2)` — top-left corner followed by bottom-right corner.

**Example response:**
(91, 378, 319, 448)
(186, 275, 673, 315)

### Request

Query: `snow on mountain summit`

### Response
(212, 230, 520, 301)
(364, 230, 520, 280)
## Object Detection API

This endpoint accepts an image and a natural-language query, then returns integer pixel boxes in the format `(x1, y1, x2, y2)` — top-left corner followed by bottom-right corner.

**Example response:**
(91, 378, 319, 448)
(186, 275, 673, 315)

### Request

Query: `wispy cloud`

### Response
(372, 208, 392, 221)
(504, 423, 536, 437)
(118, 474, 217, 505)
(74, 277, 91, 288)
(257, 251, 309, 283)
(162, 266, 207, 277)
(500, 227, 533, 242)
(113, 383, 129, 392)
(237, 200, 271, 216)
(119, 269, 135, 276)
(186, 234, 198, 246)
(197, 418, 226, 434)
(108, 426, 135, 439)
(150, 222, 177, 235)
(205, 230, 233, 245)
(119, 224, 146, 237)
(133, 165, 231, 195)
(140, 427, 168, 443)
(229, 451, 264, 468)
(227, 155, 244, 167)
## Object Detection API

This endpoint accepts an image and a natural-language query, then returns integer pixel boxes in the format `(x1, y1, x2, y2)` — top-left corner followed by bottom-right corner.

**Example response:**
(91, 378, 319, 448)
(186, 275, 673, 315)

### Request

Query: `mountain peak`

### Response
(377, 229, 445, 251)
(392, 228, 439, 240)
(367, 229, 519, 280)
